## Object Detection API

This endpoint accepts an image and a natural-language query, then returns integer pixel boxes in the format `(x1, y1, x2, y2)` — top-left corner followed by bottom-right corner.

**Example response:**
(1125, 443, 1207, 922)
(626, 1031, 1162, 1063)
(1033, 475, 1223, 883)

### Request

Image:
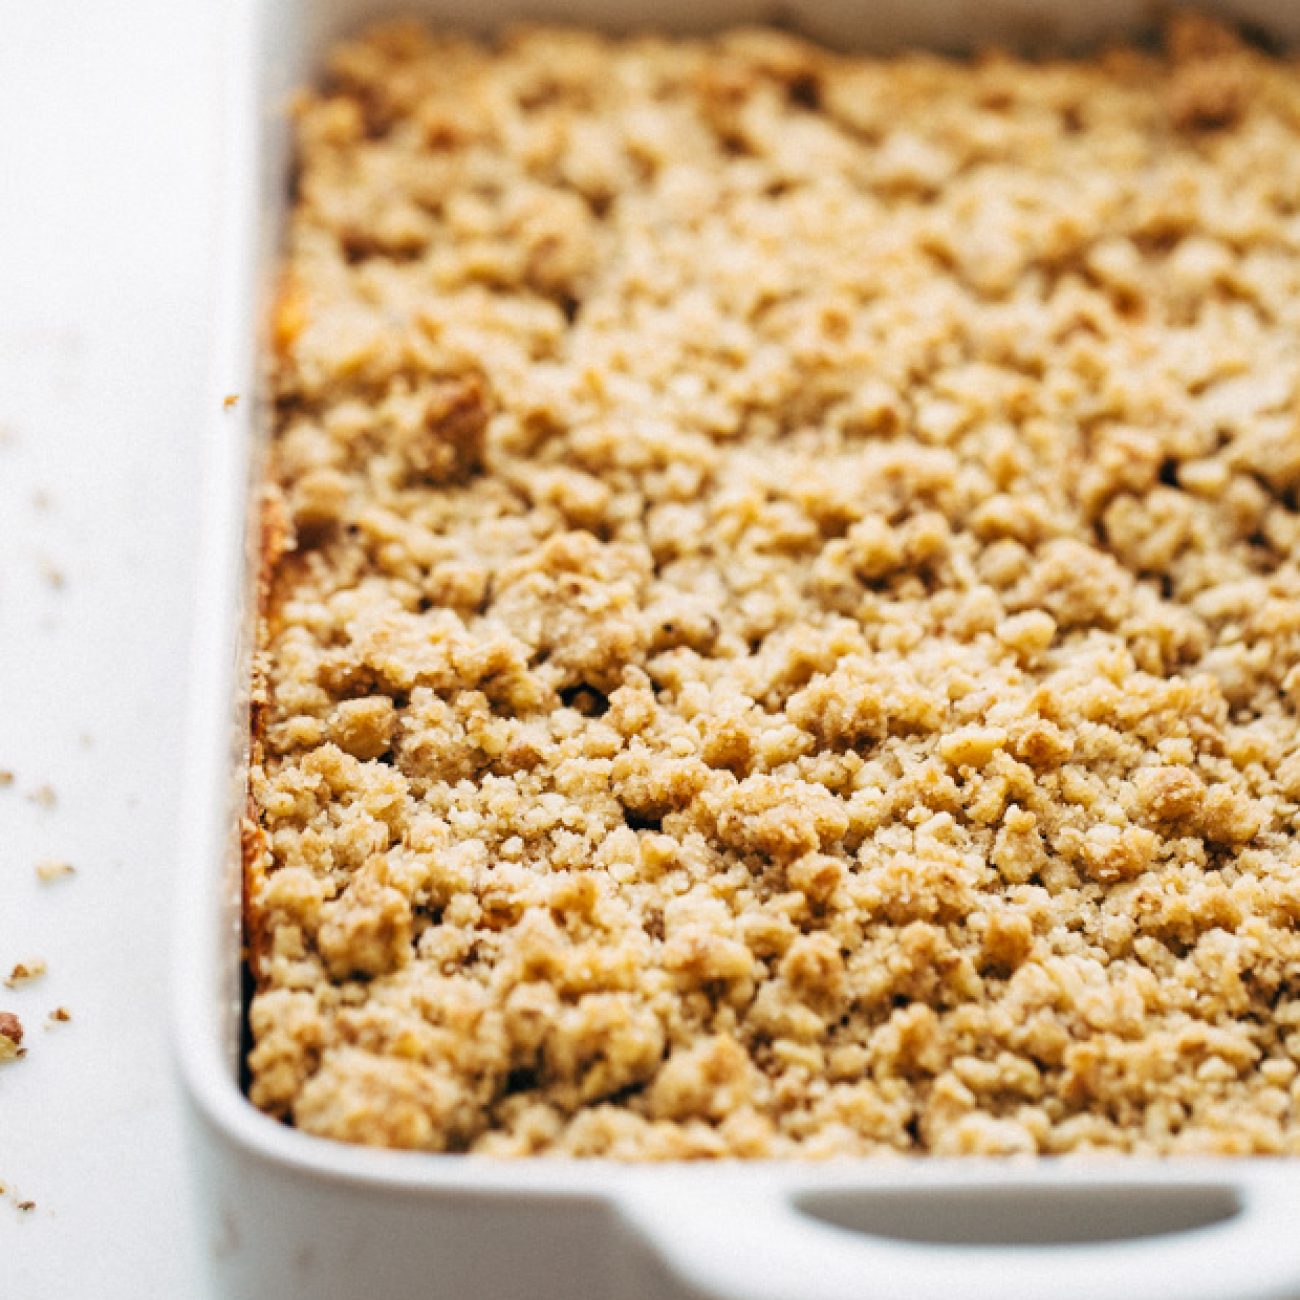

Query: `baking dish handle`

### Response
(620, 1176, 1300, 1300)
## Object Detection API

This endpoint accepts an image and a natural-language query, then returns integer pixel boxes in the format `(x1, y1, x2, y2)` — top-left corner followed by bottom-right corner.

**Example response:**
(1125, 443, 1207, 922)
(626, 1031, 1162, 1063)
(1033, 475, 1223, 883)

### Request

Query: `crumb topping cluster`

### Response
(247, 15, 1300, 1156)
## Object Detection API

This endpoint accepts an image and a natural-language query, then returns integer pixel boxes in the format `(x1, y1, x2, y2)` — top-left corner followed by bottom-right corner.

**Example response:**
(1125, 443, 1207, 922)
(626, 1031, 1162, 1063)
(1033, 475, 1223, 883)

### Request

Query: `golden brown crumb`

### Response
(0, 771, 12, 789)
(0, 1013, 24, 1061)
(248, 17, 1300, 1159)
(224, 394, 241, 409)
(4, 961, 46, 990)
(47, 1007, 71, 1026)
(27, 785, 56, 809)
(1166, 13, 1252, 132)
(16, 1200, 34, 1213)
(35, 860, 74, 883)
(271, 276, 308, 356)
(39, 559, 66, 591)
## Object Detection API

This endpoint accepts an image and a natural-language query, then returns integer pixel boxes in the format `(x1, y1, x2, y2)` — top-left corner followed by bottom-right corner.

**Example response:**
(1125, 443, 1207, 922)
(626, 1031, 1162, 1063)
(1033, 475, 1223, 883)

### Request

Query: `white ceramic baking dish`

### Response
(175, 2, 1300, 1296)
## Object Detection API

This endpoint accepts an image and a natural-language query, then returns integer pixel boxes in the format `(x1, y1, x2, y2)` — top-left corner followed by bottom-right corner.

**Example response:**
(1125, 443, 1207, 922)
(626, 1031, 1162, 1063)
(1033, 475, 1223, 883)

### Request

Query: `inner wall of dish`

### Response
(297, 0, 1300, 62)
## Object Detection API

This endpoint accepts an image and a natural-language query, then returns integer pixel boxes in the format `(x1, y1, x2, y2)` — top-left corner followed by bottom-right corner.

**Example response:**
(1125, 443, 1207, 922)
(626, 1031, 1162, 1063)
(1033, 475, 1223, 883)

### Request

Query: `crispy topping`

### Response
(248, 17, 1300, 1159)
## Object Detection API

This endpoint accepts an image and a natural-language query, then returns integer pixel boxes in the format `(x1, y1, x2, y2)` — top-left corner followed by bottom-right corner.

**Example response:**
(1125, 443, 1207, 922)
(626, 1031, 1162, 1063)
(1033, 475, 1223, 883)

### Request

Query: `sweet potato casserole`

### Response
(245, 15, 1300, 1157)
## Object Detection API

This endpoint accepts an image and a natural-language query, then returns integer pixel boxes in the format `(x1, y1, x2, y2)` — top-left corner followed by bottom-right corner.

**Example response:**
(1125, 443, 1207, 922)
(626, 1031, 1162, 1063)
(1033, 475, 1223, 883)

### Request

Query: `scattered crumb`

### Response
(0, 1182, 38, 1215)
(35, 859, 75, 883)
(224, 394, 241, 409)
(47, 1007, 71, 1026)
(39, 559, 66, 590)
(4, 961, 46, 990)
(0, 1012, 25, 1061)
(0, 771, 12, 789)
(31, 489, 53, 512)
(28, 785, 56, 809)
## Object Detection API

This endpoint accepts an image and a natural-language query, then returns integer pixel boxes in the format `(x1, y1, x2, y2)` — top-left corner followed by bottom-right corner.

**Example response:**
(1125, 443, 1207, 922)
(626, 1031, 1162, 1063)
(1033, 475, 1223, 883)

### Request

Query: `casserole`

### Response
(176, 1, 1300, 1295)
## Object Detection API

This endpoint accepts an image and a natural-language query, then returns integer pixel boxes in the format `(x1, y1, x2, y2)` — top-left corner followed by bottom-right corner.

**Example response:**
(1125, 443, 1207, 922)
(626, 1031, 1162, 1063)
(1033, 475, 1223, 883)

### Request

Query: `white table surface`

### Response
(0, 2, 219, 1294)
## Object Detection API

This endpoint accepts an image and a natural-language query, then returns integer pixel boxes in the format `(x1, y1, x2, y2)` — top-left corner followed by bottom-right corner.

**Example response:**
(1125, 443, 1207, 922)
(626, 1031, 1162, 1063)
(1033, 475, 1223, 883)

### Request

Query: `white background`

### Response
(0, 2, 218, 1295)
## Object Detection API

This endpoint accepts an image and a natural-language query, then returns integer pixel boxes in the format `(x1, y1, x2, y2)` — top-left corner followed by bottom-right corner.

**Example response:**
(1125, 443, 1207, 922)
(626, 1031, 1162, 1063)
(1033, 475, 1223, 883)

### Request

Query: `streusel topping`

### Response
(247, 15, 1300, 1156)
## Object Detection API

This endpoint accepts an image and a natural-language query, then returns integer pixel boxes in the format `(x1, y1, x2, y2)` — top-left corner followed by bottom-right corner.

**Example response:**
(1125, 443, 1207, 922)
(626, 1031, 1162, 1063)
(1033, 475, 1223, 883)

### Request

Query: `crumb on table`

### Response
(0, 1013, 25, 1061)
(4, 961, 46, 990)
